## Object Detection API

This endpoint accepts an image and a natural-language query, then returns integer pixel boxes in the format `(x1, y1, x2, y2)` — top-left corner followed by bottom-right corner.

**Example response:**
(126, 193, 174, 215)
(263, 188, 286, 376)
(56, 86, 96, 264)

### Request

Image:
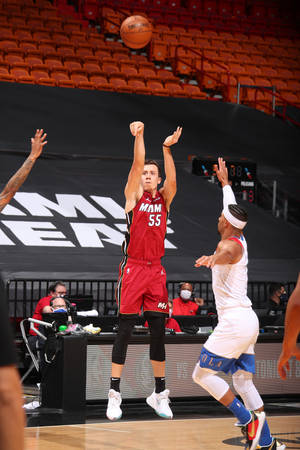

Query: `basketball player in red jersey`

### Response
(106, 121, 182, 421)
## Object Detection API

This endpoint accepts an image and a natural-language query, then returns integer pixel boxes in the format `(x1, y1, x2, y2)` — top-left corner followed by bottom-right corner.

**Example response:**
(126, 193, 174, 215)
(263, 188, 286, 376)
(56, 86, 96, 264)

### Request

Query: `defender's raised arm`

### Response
(0, 129, 47, 212)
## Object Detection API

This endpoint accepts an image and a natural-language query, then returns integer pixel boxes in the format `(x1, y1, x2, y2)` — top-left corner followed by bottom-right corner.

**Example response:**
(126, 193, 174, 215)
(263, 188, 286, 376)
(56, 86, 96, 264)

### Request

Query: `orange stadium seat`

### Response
(151, 41, 168, 62)
(70, 31, 88, 45)
(9, 16, 27, 28)
(10, 67, 34, 83)
(83, 61, 102, 74)
(90, 74, 113, 91)
(182, 83, 207, 99)
(51, 70, 76, 88)
(64, 60, 83, 73)
(52, 32, 71, 45)
(286, 80, 300, 91)
(157, 68, 178, 82)
(19, 41, 39, 54)
(109, 74, 131, 93)
(44, 55, 65, 70)
(63, 22, 82, 34)
(119, 61, 138, 78)
(31, 68, 56, 86)
(14, 29, 33, 41)
(0, 65, 15, 82)
(94, 48, 111, 59)
(26, 17, 42, 30)
(164, 81, 185, 97)
(24, 55, 44, 68)
(261, 66, 278, 78)
(4, 52, 27, 68)
(56, 45, 75, 58)
(147, 79, 168, 96)
(138, 66, 157, 80)
(0, 39, 18, 51)
(44, 17, 64, 31)
(127, 77, 151, 95)
(244, 64, 262, 77)
(270, 79, 288, 91)
(87, 32, 105, 47)
(76, 45, 94, 58)
(102, 60, 120, 75)
(70, 72, 94, 89)
(39, 43, 57, 56)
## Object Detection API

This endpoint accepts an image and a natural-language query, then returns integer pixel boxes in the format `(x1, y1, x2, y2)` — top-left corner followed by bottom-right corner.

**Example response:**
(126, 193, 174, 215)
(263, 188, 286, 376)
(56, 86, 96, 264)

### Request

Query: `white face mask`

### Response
(180, 289, 192, 300)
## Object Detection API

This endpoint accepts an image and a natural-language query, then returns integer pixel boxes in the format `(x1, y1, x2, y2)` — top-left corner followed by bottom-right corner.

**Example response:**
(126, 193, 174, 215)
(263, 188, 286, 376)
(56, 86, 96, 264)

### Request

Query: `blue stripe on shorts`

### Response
(199, 347, 255, 375)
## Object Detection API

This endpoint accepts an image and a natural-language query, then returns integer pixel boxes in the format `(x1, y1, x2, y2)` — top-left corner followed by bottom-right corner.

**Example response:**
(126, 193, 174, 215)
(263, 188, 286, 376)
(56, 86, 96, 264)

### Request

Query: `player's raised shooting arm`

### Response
(0, 129, 47, 213)
(125, 122, 145, 212)
(216, 157, 237, 209)
(160, 126, 182, 210)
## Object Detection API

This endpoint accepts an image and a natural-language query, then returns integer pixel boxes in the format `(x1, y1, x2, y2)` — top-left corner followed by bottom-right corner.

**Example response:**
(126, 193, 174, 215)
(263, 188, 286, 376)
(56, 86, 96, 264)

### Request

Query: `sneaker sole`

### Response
(106, 412, 122, 421)
(146, 397, 173, 419)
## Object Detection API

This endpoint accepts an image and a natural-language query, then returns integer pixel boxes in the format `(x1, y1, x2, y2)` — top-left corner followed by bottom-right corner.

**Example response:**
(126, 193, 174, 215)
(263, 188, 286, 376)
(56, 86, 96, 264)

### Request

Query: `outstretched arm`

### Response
(216, 157, 236, 209)
(124, 121, 145, 213)
(277, 274, 300, 380)
(195, 239, 242, 269)
(160, 126, 182, 210)
(0, 129, 47, 213)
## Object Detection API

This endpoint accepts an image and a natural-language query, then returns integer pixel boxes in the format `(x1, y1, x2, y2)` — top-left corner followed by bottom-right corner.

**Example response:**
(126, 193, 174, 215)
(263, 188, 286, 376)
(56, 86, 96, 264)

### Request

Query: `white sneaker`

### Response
(146, 389, 173, 419)
(106, 389, 122, 421)
(23, 400, 41, 410)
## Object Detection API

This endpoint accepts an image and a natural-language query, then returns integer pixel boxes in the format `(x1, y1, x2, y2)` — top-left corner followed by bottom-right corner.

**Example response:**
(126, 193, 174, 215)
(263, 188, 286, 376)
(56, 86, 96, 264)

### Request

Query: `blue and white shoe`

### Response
(146, 389, 173, 419)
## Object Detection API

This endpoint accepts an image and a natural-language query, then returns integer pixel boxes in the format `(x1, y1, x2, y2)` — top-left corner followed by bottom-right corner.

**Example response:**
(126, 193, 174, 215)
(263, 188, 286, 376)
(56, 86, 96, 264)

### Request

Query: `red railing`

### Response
(173, 45, 231, 102)
(240, 85, 300, 128)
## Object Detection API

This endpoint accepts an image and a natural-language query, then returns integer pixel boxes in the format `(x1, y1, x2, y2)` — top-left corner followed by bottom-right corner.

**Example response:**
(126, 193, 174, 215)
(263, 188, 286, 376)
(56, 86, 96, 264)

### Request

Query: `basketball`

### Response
(120, 15, 153, 49)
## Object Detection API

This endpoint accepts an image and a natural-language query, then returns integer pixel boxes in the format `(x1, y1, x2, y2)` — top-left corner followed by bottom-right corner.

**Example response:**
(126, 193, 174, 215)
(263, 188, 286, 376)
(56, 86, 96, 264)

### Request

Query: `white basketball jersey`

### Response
(212, 235, 252, 313)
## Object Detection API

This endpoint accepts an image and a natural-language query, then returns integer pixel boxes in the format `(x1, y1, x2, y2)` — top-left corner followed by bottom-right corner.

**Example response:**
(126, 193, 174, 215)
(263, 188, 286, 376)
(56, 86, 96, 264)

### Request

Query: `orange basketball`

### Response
(120, 15, 153, 49)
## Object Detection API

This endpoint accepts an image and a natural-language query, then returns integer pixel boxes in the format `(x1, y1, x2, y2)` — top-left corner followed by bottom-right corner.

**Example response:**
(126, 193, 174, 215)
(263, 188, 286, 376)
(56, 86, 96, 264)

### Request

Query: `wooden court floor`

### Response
(25, 415, 300, 450)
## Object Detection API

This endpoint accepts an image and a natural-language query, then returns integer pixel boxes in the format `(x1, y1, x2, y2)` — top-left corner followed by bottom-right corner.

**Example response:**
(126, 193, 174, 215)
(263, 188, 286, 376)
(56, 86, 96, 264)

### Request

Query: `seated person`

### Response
(43, 297, 68, 314)
(267, 282, 288, 316)
(29, 281, 67, 336)
(172, 282, 205, 316)
(24, 296, 69, 410)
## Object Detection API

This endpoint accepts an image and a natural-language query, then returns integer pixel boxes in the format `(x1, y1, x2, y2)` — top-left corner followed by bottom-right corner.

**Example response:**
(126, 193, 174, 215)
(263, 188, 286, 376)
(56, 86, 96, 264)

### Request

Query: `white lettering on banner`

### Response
(1, 204, 26, 216)
(14, 193, 105, 218)
(0, 228, 15, 245)
(176, 362, 188, 379)
(90, 196, 125, 219)
(70, 223, 124, 248)
(0, 193, 178, 249)
(2, 221, 74, 247)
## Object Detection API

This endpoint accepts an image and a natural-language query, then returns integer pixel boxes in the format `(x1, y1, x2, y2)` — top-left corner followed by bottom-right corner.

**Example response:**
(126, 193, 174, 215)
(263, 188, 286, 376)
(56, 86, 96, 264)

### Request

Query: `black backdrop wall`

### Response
(0, 82, 299, 283)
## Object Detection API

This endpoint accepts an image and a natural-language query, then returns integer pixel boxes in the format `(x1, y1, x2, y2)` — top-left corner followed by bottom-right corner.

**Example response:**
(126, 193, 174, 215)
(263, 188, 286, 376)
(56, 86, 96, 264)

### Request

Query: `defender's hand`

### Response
(30, 129, 47, 160)
(195, 255, 216, 268)
(216, 157, 229, 186)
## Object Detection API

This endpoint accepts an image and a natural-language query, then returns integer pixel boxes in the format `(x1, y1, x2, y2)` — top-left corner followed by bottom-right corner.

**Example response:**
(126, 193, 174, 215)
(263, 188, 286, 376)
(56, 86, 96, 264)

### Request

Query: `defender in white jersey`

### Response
(193, 158, 285, 450)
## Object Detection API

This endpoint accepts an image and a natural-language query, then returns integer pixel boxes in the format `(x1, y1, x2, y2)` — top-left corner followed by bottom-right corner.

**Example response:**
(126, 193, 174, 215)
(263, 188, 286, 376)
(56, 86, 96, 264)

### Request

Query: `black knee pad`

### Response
(147, 315, 166, 362)
(112, 317, 136, 365)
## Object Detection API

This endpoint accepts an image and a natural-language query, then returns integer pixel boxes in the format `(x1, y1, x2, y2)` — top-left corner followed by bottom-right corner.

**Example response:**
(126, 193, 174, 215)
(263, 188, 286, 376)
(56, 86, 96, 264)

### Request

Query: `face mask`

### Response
(180, 290, 192, 300)
(53, 308, 67, 313)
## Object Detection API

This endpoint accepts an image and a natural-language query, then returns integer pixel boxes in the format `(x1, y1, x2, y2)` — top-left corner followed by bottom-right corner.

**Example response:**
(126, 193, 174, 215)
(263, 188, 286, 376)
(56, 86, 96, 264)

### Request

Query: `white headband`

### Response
(223, 207, 247, 230)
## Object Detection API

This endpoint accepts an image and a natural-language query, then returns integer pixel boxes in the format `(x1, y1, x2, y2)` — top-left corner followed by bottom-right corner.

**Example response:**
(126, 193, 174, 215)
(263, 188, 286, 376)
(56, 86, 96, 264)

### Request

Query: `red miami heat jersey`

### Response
(122, 191, 168, 261)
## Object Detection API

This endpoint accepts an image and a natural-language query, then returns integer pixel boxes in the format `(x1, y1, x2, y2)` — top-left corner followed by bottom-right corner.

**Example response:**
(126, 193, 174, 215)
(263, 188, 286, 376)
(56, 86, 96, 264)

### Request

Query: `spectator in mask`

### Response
(267, 283, 288, 316)
(172, 283, 205, 316)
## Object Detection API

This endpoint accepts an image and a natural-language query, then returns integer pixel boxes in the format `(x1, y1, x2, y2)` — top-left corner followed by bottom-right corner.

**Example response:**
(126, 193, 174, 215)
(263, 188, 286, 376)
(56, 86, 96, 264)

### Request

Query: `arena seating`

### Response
(0, 0, 298, 119)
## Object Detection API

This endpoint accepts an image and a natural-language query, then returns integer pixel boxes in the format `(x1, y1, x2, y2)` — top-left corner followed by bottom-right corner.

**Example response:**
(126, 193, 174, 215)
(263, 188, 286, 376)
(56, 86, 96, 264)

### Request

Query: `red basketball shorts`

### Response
(116, 257, 169, 315)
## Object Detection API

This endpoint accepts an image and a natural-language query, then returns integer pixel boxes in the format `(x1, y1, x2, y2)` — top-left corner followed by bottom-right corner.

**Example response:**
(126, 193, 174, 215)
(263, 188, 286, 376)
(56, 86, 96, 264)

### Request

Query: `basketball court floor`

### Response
(24, 389, 300, 449)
